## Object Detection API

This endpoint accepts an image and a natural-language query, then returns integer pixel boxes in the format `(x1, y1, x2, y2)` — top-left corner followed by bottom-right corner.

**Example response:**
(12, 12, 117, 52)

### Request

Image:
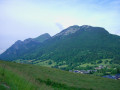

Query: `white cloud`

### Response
(55, 23, 64, 30)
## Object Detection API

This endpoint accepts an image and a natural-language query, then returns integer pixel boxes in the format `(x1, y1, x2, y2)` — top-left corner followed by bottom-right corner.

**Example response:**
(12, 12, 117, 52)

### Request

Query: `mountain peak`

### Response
(54, 25, 80, 37)
(80, 25, 92, 29)
(41, 33, 51, 37)
(0, 25, 120, 62)
(23, 38, 33, 44)
(67, 25, 80, 28)
(54, 25, 109, 37)
(33, 33, 51, 42)
(14, 40, 23, 45)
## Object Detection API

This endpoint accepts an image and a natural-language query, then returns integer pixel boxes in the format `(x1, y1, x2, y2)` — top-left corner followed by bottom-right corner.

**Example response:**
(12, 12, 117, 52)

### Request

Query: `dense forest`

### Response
(0, 25, 120, 70)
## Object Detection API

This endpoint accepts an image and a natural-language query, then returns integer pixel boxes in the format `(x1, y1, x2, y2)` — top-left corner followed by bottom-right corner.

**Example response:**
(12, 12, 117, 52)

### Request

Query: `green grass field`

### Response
(79, 59, 112, 67)
(0, 60, 120, 90)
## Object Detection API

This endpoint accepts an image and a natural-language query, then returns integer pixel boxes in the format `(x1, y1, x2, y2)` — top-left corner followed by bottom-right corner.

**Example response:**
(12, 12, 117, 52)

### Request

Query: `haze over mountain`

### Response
(0, 33, 51, 60)
(1, 1, 120, 89)
(0, 0, 120, 55)
(0, 25, 120, 69)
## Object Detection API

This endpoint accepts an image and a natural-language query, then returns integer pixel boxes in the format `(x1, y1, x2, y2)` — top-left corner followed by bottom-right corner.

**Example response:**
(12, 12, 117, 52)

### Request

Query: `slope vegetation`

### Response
(0, 60, 120, 90)
(0, 25, 120, 69)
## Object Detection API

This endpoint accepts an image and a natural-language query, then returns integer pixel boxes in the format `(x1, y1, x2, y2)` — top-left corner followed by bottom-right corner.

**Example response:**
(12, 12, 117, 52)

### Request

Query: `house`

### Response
(115, 74, 120, 80)
(95, 67, 100, 70)
(99, 65, 104, 68)
(72, 70, 97, 74)
(79, 70, 89, 74)
(87, 70, 97, 73)
(73, 70, 88, 74)
(69, 70, 73, 72)
(95, 65, 104, 70)
(102, 75, 116, 79)
(103, 74, 120, 80)
(73, 70, 80, 73)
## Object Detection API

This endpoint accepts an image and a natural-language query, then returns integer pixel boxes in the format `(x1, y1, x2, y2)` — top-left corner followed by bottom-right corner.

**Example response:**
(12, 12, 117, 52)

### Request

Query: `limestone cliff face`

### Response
(54, 25, 109, 38)
(54, 25, 80, 37)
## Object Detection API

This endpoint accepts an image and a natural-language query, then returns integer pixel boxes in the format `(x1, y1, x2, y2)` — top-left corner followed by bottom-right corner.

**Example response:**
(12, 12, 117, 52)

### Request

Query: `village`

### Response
(69, 65, 120, 80)
(69, 65, 105, 74)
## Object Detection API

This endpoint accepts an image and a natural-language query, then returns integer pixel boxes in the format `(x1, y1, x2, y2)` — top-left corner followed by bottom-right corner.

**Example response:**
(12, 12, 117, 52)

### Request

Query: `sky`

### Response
(0, 0, 120, 54)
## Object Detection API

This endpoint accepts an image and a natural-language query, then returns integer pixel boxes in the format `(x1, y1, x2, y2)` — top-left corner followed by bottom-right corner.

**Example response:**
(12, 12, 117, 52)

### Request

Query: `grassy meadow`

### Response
(0, 60, 120, 90)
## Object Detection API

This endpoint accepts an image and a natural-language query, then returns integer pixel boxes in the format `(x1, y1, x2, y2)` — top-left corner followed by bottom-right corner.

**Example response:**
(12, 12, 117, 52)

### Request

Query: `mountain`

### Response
(0, 25, 120, 68)
(0, 33, 51, 60)
(33, 33, 51, 42)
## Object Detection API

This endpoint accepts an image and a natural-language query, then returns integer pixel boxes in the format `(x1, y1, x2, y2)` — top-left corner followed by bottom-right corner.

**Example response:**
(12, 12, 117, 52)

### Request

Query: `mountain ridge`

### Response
(0, 25, 120, 68)
(54, 25, 109, 38)
(0, 33, 51, 60)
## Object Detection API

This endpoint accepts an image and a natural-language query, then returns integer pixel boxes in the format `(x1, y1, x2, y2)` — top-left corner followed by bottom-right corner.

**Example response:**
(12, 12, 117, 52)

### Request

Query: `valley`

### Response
(0, 25, 120, 89)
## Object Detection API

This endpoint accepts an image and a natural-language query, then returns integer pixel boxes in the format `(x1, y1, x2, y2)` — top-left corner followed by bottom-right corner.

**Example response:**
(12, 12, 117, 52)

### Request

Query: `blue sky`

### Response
(0, 0, 120, 54)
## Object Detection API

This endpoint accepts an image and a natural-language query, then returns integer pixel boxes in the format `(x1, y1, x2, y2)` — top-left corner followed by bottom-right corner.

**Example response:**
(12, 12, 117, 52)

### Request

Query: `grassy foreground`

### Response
(0, 60, 120, 90)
